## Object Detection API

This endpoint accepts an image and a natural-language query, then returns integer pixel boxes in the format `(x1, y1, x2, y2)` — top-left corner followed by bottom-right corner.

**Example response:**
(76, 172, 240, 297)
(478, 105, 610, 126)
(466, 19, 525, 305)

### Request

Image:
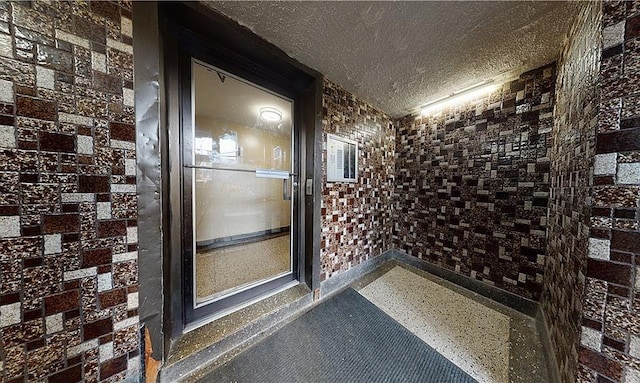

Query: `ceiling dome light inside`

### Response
(260, 107, 282, 122)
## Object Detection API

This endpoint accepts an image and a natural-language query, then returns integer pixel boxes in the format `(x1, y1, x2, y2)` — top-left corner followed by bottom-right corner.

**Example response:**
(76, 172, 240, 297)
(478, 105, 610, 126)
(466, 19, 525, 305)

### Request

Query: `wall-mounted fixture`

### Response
(420, 81, 500, 116)
(259, 107, 282, 122)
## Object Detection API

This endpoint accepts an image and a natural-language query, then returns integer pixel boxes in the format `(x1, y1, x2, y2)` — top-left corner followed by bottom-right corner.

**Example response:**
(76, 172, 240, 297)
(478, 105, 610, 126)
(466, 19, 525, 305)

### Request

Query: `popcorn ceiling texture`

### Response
(320, 80, 395, 281)
(393, 64, 555, 300)
(0, 2, 139, 382)
(204, 1, 578, 117)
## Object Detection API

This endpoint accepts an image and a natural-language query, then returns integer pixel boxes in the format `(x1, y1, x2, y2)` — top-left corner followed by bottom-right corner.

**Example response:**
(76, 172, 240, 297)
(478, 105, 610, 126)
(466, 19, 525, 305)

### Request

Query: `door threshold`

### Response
(161, 283, 312, 383)
(184, 280, 300, 334)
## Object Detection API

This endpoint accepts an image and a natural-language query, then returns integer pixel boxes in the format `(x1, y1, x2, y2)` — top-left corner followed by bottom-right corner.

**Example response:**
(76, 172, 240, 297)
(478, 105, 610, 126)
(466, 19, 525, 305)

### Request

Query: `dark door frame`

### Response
(178, 54, 300, 325)
(158, 2, 323, 345)
(134, 1, 323, 364)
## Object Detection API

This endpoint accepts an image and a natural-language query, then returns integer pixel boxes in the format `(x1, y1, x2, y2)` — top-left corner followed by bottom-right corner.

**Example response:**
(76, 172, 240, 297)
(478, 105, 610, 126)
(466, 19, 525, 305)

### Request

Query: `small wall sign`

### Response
(327, 134, 358, 183)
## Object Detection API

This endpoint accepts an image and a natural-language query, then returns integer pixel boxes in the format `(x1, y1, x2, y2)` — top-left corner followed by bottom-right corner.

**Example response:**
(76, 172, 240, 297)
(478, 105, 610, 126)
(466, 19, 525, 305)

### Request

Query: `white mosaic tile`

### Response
(97, 202, 112, 220)
(0, 216, 20, 238)
(631, 336, 640, 359)
(59, 113, 93, 126)
(121, 17, 132, 37)
(55, 29, 90, 49)
(618, 163, 640, 185)
(99, 341, 114, 362)
(125, 158, 136, 176)
(36, 66, 54, 90)
(127, 226, 137, 244)
(61, 193, 95, 203)
(0, 302, 21, 328)
(0, 125, 15, 148)
(127, 292, 138, 310)
(588, 238, 610, 260)
(603, 21, 625, 49)
(627, 367, 640, 383)
(111, 184, 135, 193)
(113, 251, 137, 263)
(0, 33, 12, 58)
(107, 38, 133, 54)
(580, 326, 602, 350)
(63, 267, 97, 281)
(0, 79, 13, 103)
(359, 267, 510, 383)
(68, 339, 98, 357)
(110, 139, 135, 150)
(128, 356, 140, 373)
(45, 313, 63, 334)
(594, 153, 617, 175)
(44, 234, 61, 255)
(97, 273, 113, 292)
(123, 88, 134, 107)
(77, 135, 94, 155)
(91, 52, 107, 73)
(114, 316, 138, 331)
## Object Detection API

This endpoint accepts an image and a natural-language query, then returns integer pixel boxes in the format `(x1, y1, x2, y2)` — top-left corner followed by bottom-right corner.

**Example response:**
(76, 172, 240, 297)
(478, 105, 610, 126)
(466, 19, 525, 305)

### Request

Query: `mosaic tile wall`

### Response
(393, 65, 556, 300)
(0, 2, 139, 382)
(576, 1, 640, 382)
(320, 80, 395, 281)
(539, 3, 602, 383)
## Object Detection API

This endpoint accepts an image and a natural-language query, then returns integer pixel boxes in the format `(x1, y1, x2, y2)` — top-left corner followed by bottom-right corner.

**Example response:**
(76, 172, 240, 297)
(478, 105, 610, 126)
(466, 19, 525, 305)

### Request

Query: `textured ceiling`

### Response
(204, 1, 579, 118)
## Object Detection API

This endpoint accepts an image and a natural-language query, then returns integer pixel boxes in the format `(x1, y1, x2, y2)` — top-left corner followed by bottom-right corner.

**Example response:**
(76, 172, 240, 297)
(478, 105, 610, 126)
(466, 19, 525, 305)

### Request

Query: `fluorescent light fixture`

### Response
(259, 107, 282, 122)
(420, 81, 501, 116)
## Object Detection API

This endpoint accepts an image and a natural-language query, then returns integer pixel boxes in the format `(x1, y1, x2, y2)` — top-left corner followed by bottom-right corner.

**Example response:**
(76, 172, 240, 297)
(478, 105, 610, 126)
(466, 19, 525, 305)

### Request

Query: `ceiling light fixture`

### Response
(259, 107, 282, 122)
(420, 81, 500, 117)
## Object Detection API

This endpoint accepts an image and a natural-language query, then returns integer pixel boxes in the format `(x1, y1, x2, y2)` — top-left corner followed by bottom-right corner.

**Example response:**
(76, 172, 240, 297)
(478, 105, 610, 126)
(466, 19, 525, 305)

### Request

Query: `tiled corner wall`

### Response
(540, 2, 602, 382)
(0, 2, 139, 382)
(393, 64, 556, 300)
(320, 80, 395, 281)
(576, 1, 640, 382)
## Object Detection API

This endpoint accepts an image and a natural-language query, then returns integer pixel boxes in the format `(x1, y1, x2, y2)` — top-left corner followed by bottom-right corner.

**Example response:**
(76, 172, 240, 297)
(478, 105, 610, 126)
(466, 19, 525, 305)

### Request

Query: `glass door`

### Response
(184, 59, 297, 319)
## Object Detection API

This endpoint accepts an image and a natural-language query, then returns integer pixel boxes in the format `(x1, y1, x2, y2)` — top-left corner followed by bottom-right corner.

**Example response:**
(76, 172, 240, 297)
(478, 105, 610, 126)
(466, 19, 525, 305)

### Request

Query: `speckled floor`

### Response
(181, 259, 549, 383)
(195, 235, 291, 303)
(353, 263, 549, 383)
(359, 266, 510, 383)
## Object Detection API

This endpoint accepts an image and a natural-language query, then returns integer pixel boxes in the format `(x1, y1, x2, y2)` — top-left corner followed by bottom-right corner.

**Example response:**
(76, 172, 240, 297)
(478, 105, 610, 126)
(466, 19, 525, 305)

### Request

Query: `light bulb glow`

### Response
(421, 83, 500, 117)
(259, 107, 282, 122)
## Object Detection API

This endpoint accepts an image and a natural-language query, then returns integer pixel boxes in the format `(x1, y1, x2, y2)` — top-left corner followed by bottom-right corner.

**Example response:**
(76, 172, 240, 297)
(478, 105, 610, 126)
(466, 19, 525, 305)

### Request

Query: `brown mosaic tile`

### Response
(44, 290, 79, 315)
(98, 288, 126, 309)
(320, 80, 394, 280)
(82, 248, 112, 268)
(611, 230, 640, 253)
(16, 96, 57, 121)
(596, 128, 640, 153)
(395, 64, 554, 299)
(97, 220, 126, 238)
(108, 121, 135, 142)
(83, 318, 112, 341)
(42, 214, 79, 234)
(0, 2, 138, 381)
(540, 3, 602, 383)
(586, 259, 632, 286)
(38, 131, 75, 153)
(79, 175, 110, 193)
(74, 16, 106, 45)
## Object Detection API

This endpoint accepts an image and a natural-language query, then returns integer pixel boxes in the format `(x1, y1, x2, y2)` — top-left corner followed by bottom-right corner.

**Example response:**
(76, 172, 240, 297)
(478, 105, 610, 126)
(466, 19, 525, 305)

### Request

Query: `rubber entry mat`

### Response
(198, 288, 478, 383)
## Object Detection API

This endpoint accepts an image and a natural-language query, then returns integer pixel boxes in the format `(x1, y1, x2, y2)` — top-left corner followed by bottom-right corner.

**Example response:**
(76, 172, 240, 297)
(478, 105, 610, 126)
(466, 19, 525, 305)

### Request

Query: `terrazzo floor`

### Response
(184, 260, 549, 383)
(195, 234, 291, 303)
(353, 263, 549, 383)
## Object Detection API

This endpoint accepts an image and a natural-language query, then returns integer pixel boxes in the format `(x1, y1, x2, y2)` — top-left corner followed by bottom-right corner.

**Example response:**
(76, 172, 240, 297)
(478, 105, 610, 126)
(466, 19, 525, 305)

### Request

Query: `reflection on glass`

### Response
(191, 61, 293, 305)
